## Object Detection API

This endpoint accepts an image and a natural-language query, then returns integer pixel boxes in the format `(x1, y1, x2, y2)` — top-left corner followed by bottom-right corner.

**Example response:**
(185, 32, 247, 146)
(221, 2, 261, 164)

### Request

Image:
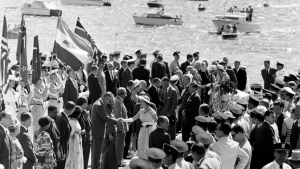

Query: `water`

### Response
(1, 0, 300, 84)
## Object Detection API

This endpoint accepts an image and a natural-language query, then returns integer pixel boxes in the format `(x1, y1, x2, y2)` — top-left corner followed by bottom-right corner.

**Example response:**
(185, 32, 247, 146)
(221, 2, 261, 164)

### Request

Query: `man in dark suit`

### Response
(121, 60, 134, 88)
(149, 116, 171, 149)
(182, 82, 201, 142)
(252, 110, 276, 169)
(62, 68, 79, 107)
(123, 80, 135, 159)
(163, 61, 171, 79)
(261, 60, 277, 89)
(0, 111, 12, 168)
(148, 78, 164, 109)
(290, 104, 300, 150)
(104, 61, 119, 96)
(219, 61, 238, 85)
(88, 65, 102, 104)
(55, 102, 73, 169)
(91, 92, 122, 169)
(152, 54, 167, 79)
(159, 77, 178, 140)
(180, 54, 193, 74)
(272, 101, 286, 142)
(133, 59, 150, 87)
(233, 61, 247, 91)
(17, 112, 37, 169)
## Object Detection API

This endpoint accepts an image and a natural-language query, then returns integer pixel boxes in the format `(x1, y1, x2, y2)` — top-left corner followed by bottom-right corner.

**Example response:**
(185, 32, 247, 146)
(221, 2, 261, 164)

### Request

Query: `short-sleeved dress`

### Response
(11, 137, 24, 169)
(137, 107, 157, 159)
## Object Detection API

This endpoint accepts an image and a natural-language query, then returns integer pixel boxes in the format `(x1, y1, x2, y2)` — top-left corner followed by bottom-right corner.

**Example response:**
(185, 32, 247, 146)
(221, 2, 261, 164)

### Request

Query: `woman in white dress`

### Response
(123, 95, 158, 159)
(65, 107, 85, 169)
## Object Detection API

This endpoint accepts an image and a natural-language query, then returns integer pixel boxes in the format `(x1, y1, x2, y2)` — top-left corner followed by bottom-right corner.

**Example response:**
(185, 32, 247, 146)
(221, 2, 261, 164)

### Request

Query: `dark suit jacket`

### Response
(148, 86, 164, 108)
(226, 69, 238, 85)
(261, 68, 277, 89)
(253, 122, 275, 169)
(159, 86, 178, 117)
(149, 127, 171, 149)
(185, 92, 201, 119)
(163, 61, 170, 79)
(55, 112, 71, 161)
(88, 73, 102, 103)
(121, 68, 132, 88)
(152, 62, 167, 79)
(0, 125, 10, 168)
(123, 88, 135, 118)
(104, 70, 119, 96)
(233, 68, 247, 91)
(132, 66, 150, 86)
(45, 116, 62, 161)
(118, 67, 124, 85)
(91, 99, 118, 139)
(290, 120, 300, 150)
(17, 126, 36, 169)
(180, 61, 190, 74)
(276, 113, 286, 143)
(62, 78, 79, 106)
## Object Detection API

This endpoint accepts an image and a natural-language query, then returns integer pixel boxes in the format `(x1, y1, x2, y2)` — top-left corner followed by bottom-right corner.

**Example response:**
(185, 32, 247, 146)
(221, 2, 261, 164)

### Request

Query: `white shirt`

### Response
(174, 158, 195, 169)
(275, 69, 286, 83)
(170, 60, 180, 74)
(262, 161, 291, 169)
(212, 136, 249, 169)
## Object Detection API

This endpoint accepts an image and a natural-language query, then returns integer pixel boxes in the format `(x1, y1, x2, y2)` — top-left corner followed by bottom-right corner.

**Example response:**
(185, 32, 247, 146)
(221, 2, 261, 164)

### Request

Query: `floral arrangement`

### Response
(219, 79, 236, 94)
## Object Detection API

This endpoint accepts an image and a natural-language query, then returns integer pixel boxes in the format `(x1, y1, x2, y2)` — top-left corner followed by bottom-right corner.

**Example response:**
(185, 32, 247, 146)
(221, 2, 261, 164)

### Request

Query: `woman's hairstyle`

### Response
(8, 118, 20, 133)
(38, 117, 51, 127)
(69, 106, 82, 119)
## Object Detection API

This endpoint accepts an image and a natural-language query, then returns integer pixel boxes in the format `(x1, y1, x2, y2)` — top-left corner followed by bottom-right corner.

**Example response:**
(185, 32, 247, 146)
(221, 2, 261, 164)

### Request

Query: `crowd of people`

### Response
(1, 49, 300, 169)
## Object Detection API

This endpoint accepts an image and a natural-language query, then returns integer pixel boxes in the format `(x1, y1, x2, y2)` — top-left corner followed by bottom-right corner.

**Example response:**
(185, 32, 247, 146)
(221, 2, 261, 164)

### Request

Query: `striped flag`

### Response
(32, 19, 41, 85)
(75, 17, 102, 61)
(17, 14, 28, 83)
(0, 15, 9, 85)
(53, 17, 93, 71)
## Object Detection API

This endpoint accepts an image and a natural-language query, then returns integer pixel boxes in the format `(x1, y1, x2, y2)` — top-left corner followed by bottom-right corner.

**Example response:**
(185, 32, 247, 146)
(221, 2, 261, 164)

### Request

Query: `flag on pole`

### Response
(32, 18, 41, 85)
(75, 17, 102, 61)
(53, 17, 93, 71)
(0, 15, 9, 85)
(17, 14, 28, 82)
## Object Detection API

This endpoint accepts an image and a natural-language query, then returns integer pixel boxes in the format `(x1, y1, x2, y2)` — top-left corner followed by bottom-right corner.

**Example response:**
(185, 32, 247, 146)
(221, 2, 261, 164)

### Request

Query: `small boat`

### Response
(21, 1, 62, 16)
(198, 7, 206, 11)
(7, 25, 20, 39)
(263, 3, 269, 7)
(103, 0, 111, 6)
(221, 32, 238, 39)
(60, 0, 103, 6)
(147, 0, 164, 8)
(133, 12, 183, 26)
(190, 0, 208, 1)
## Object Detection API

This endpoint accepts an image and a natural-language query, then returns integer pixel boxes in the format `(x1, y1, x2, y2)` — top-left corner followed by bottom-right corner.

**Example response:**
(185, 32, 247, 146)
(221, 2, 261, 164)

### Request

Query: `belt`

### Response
(142, 122, 156, 127)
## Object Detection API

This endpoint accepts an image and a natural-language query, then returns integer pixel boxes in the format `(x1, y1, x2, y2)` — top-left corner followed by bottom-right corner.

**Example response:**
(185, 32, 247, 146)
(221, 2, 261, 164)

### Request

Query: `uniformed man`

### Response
(3, 75, 18, 119)
(195, 116, 212, 132)
(275, 62, 286, 85)
(146, 148, 167, 169)
(135, 50, 142, 68)
(170, 140, 195, 169)
(229, 103, 250, 138)
(262, 143, 292, 169)
(16, 77, 32, 116)
(162, 143, 181, 168)
(48, 69, 63, 110)
(129, 159, 151, 169)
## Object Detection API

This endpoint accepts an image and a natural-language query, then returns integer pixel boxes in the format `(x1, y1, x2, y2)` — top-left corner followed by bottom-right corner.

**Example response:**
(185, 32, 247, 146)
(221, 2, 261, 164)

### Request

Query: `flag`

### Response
(32, 20, 41, 85)
(0, 15, 9, 85)
(53, 17, 93, 71)
(17, 14, 28, 82)
(75, 17, 102, 61)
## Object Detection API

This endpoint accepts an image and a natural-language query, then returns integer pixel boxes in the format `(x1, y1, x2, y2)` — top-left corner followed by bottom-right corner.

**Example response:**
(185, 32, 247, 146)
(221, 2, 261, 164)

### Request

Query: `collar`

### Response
(218, 136, 229, 141)
(21, 125, 28, 132)
(240, 137, 247, 147)
(116, 95, 123, 101)
(126, 87, 132, 94)
(153, 85, 157, 90)
(165, 85, 171, 93)
(190, 91, 196, 97)
(0, 123, 6, 131)
(273, 160, 282, 168)
(264, 120, 271, 126)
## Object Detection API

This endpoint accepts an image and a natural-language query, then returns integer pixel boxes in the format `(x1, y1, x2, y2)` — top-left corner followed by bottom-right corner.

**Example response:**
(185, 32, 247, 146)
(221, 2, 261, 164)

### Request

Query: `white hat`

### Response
(15, 76, 22, 81)
(170, 75, 179, 81)
(8, 75, 16, 81)
(49, 69, 58, 75)
(133, 79, 141, 88)
(208, 65, 217, 71)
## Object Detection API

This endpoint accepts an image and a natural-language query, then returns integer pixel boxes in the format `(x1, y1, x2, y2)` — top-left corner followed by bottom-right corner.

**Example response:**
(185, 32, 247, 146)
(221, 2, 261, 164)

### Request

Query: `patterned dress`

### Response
(65, 118, 84, 169)
(11, 137, 24, 169)
(137, 107, 157, 159)
(34, 131, 56, 169)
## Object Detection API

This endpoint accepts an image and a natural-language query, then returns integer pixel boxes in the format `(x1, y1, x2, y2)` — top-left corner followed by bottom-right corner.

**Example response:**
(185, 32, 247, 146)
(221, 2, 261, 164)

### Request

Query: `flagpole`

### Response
(114, 33, 118, 52)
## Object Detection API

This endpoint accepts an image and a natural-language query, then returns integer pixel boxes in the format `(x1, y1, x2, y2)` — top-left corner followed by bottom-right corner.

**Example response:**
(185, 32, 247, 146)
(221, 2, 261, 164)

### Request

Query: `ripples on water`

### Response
(1, 0, 300, 83)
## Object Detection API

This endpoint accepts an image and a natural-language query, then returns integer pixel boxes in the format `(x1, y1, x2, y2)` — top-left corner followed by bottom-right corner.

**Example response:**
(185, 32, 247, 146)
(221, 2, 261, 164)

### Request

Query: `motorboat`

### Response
(212, 13, 261, 33)
(7, 25, 20, 39)
(147, 0, 164, 8)
(263, 3, 269, 7)
(221, 33, 238, 39)
(190, 0, 208, 1)
(60, 0, 103, 6)
(133, 12, 183, 26)
(198, 7, 205, 11)
(103, 0, 111, 6)
(21, 1, 62, 16)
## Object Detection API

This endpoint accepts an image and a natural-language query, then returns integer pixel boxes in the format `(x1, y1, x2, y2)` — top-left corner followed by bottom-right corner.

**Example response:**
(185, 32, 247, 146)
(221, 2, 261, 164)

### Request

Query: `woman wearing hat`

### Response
(123, 95, 158, 159)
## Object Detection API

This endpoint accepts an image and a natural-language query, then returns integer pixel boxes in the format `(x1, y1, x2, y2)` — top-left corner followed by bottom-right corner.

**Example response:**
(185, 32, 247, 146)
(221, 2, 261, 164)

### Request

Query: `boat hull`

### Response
(60, 0, 104, 6)
(103, 2, 111, 6)
(133, 16, 183, 26)
(21, 7, 62, 16)
(147, 2, 164, 8)
(212, 20, 261, 33)
(222, 33, 238, 39)
(198, 7, 205, 11)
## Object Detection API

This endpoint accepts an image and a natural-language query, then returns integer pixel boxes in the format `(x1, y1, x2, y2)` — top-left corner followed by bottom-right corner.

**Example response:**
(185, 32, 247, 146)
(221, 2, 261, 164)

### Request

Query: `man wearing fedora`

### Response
(262, 143, 291, 169)
(261, 60, 277, 90)
(288, 149, 300, 168)
(149, 116, 171, 149)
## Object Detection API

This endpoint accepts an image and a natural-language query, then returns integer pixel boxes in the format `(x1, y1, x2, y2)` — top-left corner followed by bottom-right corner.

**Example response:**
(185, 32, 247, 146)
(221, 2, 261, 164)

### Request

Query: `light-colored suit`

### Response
(96, 69, 106, 96)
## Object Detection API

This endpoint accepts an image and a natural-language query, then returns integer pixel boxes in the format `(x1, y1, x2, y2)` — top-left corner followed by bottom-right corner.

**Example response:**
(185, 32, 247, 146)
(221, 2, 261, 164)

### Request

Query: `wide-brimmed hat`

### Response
(288, 149, 300, 161)
(138, 95, 151, 104)
(192, 125, 205, 135)
(8, 75, 16, 81)
(196, 131, 214, 145)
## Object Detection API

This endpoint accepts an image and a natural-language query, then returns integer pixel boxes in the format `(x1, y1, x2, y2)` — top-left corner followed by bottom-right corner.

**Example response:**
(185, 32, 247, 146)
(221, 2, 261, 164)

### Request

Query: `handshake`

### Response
(117, 118, 134, 123)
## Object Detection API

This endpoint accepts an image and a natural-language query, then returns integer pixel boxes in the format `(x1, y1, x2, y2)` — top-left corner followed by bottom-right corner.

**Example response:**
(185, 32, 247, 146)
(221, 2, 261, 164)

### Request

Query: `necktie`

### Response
(82, 69, 86, 83)
(110, 71, 114, 80)
(267, 69, 269, 77)
(280, 165, 283, 169)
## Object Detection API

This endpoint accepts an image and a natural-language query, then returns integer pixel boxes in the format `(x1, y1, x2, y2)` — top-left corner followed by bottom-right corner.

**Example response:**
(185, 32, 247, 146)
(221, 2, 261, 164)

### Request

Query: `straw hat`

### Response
(138, 95, 151, 104)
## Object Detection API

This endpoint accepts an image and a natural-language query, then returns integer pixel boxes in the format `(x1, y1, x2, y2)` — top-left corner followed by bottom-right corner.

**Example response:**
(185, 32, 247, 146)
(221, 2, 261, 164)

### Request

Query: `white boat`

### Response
(133, 12, 183, 26)
(21, 1, 62, 16)
(212, 13, 261, 33)
(7, 25, 20, 39)
(60, 0, 103, 6)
